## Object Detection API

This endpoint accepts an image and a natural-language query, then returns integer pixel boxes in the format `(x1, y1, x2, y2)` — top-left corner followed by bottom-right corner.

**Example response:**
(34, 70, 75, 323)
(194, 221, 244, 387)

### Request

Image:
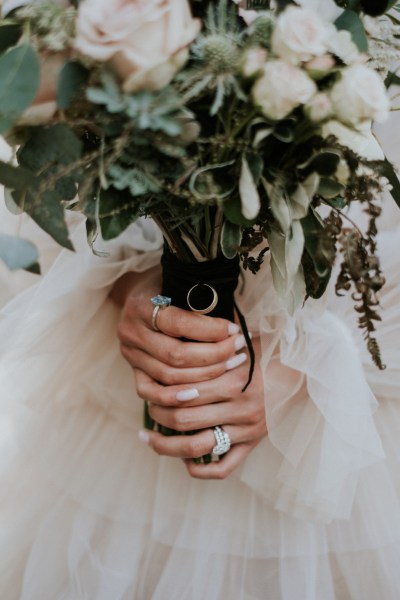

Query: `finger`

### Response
(122, 345, 248, 386)
(138, 425, 261, 459)
(124, 328, 248, 369)
(148, 396, 260, 432)
(134, 367, 249, 407)
(151, 304, 239, 341)
(184, 441, 259, 480)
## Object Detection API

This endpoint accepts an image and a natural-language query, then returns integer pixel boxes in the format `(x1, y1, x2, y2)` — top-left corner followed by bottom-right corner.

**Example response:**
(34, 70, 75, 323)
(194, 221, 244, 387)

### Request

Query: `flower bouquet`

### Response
(0, 0, 400, 373)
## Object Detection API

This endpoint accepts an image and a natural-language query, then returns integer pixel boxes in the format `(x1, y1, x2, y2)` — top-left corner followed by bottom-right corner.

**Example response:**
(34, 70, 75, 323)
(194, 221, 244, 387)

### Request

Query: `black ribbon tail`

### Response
(234, 300, 255, 392)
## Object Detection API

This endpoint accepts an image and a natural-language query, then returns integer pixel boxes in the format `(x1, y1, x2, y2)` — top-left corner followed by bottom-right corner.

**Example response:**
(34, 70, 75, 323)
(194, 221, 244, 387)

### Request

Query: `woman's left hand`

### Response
(137, 338, 267, 479)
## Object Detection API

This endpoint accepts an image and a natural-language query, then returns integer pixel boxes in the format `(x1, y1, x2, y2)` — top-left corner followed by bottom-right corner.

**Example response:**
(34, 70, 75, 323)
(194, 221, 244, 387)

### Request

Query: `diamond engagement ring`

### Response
(212, 426, 231, 456)
(151, 295, 171, 332)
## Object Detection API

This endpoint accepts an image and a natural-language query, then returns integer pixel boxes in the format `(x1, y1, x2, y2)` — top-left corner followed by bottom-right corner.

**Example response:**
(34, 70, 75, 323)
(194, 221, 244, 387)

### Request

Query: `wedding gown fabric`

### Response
(1, 118, 400, 599)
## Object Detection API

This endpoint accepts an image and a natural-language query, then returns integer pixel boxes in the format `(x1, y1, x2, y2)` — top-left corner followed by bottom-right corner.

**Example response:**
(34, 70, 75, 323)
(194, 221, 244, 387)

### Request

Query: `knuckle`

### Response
(213, 464, 230, 480)
(185, 437, 207, 458)
(170, 409, 193, 431)
(248, 402, 266, 426)
(166, 346, 185, 368)
(160, 367, 179, 386)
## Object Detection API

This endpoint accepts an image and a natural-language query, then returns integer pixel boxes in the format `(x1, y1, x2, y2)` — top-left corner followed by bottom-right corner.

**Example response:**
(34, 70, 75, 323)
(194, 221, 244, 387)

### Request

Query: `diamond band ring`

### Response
(212, 426, 231, 456)
(151, 295, 171, 331)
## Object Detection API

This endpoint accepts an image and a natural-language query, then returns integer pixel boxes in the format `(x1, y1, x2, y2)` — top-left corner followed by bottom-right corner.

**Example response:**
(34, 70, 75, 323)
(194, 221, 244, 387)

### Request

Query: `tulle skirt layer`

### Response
(1, 215, 400, 599)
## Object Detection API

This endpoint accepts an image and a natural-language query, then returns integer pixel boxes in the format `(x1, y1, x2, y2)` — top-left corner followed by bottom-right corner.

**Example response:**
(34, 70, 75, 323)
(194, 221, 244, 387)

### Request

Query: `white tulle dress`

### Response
(1, 115, 400, 599)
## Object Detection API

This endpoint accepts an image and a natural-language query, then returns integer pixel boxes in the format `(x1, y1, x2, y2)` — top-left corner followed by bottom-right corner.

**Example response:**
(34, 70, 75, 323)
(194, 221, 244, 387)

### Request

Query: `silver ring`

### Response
(212, 426, 231, 456)
(151, 295, 171, 332)
(187, 284, 218, 314)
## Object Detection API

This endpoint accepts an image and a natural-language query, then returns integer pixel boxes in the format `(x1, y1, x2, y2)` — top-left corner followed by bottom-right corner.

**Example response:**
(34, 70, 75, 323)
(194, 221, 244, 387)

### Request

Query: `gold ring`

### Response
(187, 284, 218, 314)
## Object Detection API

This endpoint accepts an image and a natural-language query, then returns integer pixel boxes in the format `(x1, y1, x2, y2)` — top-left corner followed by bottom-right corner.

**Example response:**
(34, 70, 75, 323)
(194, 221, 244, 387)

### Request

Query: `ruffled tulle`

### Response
(1, 200, 400, 599)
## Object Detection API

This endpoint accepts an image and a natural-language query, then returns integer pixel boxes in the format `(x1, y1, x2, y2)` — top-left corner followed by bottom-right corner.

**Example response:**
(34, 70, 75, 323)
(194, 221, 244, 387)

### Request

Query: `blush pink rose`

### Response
(75, 0, 201, 93)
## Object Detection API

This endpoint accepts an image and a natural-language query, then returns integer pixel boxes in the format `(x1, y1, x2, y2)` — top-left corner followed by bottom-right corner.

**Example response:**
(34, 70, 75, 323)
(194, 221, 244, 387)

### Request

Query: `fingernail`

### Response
(176, 388, 199, 401)
(234, 334, 246, 351)
(138, 430, 150, 444)
(226, 352, 247, 371)
(228, 322, 240, 335)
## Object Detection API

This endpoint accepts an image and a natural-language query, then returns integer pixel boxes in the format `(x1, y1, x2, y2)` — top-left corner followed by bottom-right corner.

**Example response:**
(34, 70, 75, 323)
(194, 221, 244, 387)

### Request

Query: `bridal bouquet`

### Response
(0, 0, 400, 371)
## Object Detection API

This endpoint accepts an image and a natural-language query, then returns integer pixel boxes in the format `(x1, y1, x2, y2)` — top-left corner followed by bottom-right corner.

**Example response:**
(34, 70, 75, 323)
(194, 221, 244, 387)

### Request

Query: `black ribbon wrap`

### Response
(161, 244, 255, 391)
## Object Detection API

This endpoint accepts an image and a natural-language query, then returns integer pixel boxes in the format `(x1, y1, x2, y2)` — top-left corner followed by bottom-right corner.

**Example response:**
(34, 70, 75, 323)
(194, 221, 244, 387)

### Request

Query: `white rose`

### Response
(330, 65, 389, 126)
(296, 0, 343, 22)
(305, 54, 335, 79)
(325, 25, 361, 65)
(252, 59, 317, 120)
(75, 0, 200, 93)
(271, 6, 328, 65)
(304, 92, 332, 122)
(241, 47, 268, 78)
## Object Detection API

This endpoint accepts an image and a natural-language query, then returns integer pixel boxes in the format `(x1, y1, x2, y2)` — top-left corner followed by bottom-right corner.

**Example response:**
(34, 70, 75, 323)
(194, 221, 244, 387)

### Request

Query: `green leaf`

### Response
(17, 124, 82, 200)
(0, 44, 39, 133)
(57, 61, 89, 109)
(301, 211, 332, 298)
(334, 10, 368, 52)
(245, 152, 263, 184)
(0, 161, 36, 189)
(18, 124, 82, 172)
(223, 193, 255, 227)
(0, 23, 22, 53)
(86, 187, 140, 241)
(318, 177, 345, 198)
(221, 220, 241, 259)
(12, 189, 74, 250)
(0, 232, 39, 271)
(384, 70, 400, 88)
(300, 150, 341, 177)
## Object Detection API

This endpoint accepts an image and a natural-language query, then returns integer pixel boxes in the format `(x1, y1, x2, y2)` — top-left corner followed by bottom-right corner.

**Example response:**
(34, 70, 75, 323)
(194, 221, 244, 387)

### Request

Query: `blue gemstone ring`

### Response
(151, 295, 172, 331)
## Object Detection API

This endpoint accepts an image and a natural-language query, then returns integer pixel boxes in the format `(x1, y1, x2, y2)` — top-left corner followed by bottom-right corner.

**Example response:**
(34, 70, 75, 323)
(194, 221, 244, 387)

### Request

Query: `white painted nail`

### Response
(228, 322, 240, 335)
(138, 430, 150, 444)
(176, 388, 200, 401)
(226, 352, 247, 371)
(234, 334, 247, 351)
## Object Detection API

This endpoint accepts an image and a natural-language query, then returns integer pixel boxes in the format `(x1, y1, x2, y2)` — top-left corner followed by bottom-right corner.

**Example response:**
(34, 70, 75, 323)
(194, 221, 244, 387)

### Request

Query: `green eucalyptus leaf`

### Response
(0, 232, 39, 271)
(17, 124, 82, 201)
(0, 23, 22, 53)
(221, 219, 241, 259)
(301, 211, 332, 298)
(318, 177, 345, 199)
(98, 187, 140, 240)
(18, 124, 82, 172)
(223, 194, 255, 227)
(0, 161, 36, 189)
(12, 188, 74, 250)
(57, 61, 89, 109)
(0, 44, 39, 133)
(300, 150, 341, 176)
(334, 10, 368, 52)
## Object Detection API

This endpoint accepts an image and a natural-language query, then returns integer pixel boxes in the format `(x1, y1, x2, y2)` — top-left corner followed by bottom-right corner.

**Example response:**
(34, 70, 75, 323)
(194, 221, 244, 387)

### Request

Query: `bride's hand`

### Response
(112, 272, 267, 479)
(136, 338, 267, 480)
(115, 273, 249, 385)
